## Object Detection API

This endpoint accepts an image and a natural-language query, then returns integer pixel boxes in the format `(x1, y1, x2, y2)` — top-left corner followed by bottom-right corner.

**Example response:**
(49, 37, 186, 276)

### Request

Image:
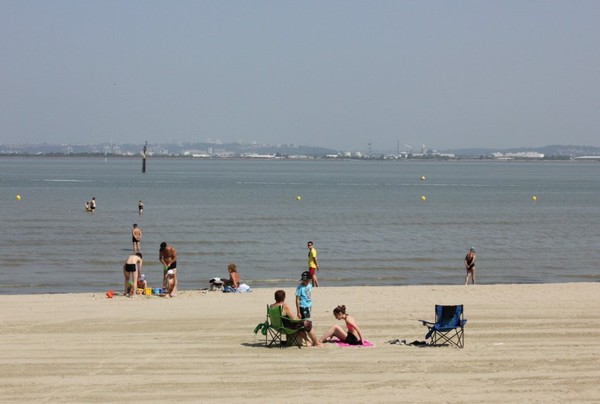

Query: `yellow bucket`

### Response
(144, 288, 152, 296)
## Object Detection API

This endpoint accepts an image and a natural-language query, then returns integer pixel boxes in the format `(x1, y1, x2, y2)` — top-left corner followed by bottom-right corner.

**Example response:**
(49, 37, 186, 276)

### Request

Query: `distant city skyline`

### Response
(3, 140, 599, 160)
(2, 1, 599, 150)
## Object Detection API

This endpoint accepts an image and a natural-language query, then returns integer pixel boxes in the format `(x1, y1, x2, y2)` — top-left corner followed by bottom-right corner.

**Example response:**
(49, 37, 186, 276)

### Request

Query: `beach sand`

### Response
(1, 283, 599, 403)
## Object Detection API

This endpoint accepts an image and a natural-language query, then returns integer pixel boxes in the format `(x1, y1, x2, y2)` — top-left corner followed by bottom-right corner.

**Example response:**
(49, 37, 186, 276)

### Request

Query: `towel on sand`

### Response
(332, 338, 375, 348)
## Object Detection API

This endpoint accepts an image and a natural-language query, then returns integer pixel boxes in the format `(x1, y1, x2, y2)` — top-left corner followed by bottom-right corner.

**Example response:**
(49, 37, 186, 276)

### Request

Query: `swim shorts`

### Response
(299, 306, 311, 320)
(309, 267, 316, 276)
(345, 332, 362, 345)
(125, 263, 137, 272)
(163, 261, 177, 273)
(283, 318, 312, 332)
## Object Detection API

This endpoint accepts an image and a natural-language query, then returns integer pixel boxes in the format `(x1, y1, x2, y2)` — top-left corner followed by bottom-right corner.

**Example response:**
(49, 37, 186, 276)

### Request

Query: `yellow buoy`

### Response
(16, 194, 21, 201)
(296, 195, 301, 201)
(421, 195, 427, 201)
(532, 195, 537, 202)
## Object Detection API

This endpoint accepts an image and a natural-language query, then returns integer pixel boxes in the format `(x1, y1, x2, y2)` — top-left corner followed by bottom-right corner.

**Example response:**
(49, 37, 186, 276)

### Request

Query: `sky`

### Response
(1, 0, 599, 152)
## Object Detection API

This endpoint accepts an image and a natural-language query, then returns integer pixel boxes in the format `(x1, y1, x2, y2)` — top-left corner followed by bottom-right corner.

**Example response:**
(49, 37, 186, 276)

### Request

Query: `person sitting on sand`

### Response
(136, 273, 147, 294)
(223, 263, 241, 289)
(270, 290, 322, 347)
(320, 305, 363, 345)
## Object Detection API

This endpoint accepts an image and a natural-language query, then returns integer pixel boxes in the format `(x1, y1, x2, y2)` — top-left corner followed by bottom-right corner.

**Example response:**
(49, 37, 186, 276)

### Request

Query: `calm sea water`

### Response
(0, 157, 599, 294)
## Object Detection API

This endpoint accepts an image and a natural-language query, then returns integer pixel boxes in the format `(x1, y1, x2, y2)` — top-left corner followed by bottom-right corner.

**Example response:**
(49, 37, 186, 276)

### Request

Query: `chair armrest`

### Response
(419, 320, 434, 326)
(282, 316, 303, 324)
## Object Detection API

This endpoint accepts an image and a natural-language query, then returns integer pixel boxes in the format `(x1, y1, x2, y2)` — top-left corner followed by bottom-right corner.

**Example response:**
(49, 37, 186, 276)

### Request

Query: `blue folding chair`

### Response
(419, 305, 467, 348)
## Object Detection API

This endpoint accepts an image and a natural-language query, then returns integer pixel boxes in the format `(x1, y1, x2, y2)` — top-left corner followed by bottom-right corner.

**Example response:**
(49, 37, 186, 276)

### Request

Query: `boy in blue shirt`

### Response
(296, 271, 313, 319)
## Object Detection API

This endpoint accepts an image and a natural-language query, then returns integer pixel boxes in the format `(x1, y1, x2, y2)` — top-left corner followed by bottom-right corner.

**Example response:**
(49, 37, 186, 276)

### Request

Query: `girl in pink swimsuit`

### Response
(320, 305, 364, 345)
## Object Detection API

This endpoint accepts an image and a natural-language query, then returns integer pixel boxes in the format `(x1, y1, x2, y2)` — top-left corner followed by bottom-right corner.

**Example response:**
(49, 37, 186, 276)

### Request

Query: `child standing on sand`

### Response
(295, 271, 313, 319)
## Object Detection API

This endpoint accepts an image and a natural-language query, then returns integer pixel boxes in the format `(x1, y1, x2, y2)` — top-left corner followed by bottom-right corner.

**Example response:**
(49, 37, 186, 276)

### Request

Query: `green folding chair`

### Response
(265, 305, 305, 348)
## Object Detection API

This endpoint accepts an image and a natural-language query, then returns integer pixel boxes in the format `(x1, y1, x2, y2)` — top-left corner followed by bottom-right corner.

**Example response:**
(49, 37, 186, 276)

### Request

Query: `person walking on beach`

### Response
(138, 200, 144, 214)
(123, 253, 143, 297)
(464, 247, 476, 285)
(131, 224, 142, 253)
(159, 242, 178, 296)
(296, 271, 313, 319)
(307, 241, 320, 287)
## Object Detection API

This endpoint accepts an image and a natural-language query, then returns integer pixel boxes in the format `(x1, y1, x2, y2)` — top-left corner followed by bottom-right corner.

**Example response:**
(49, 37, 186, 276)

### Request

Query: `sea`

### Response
(0, 157, 599, 294)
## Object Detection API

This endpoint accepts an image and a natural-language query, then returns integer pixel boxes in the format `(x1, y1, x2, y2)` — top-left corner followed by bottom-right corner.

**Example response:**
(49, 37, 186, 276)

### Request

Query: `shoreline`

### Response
(2, 278, 598, 296)
(1, 282, 599, 402)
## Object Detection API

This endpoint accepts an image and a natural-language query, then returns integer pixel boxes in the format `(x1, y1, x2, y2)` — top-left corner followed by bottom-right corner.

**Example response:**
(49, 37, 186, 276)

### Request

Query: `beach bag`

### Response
(209, 278, 224, 292)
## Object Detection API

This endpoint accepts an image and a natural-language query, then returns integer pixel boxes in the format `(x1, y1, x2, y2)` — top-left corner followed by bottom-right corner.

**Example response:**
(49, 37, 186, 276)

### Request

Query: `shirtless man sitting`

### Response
(159, 242, 177, 297)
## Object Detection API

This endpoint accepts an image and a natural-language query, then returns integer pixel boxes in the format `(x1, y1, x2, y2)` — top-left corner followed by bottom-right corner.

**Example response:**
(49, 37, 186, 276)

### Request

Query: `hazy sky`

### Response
(2, 1, 599, 152)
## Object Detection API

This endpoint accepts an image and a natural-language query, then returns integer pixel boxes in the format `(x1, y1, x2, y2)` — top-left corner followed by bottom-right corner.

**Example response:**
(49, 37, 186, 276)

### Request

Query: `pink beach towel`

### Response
(333, 338, 375, 348)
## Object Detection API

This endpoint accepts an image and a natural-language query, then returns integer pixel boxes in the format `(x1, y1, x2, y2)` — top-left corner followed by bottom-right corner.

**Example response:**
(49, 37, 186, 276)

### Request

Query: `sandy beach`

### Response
(1, 283, 599, 403)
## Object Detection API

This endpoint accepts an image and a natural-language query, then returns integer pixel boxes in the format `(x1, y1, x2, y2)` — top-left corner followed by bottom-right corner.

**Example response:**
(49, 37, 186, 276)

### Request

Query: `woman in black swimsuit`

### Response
(464, 247, 476, 285)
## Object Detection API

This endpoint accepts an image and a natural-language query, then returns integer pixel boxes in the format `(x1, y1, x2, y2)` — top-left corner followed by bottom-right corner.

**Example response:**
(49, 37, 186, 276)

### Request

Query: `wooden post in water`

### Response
(142, 141, 147, 173)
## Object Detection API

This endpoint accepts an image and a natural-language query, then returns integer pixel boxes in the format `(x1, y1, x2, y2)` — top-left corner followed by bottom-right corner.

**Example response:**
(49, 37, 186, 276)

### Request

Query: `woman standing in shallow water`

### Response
(320, 305, 363, 345)
(464, 247, 476, 285)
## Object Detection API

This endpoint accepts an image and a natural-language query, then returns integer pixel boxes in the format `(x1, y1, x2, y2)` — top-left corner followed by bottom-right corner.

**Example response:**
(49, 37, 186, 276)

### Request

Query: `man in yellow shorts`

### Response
(307, 241, 320, 287)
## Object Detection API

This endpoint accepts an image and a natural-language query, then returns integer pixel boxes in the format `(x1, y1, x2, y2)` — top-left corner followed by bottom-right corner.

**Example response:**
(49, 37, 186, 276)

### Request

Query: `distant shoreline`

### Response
(1, 154, 597, 162)
(3, 142, 600, 160)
